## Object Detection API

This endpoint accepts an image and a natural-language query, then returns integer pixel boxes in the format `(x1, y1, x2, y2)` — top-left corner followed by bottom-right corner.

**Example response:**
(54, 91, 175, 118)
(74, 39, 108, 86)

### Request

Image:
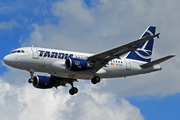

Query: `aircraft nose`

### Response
(3, 55, 12, 65)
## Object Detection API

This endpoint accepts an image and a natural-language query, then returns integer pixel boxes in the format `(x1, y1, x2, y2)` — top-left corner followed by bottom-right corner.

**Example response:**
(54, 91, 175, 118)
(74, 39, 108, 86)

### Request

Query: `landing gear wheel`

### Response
(91, 76, 100, 84)
(28, 79, 33, 83)
(69, 87, 78, 95)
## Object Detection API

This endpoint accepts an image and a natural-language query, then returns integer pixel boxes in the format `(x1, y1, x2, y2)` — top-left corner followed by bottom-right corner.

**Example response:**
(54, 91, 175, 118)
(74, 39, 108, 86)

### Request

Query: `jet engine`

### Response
(65, 58, 93, 71)
(33, 75, 54, 89)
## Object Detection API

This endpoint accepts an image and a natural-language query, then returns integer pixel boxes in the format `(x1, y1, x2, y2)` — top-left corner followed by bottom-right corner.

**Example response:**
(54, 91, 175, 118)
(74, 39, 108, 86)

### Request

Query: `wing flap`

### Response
(140, 55, 175, 68)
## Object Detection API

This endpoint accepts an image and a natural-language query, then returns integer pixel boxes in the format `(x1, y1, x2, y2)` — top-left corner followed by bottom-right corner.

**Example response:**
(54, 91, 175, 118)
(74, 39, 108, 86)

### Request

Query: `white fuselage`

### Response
(3, 47, 162, 80)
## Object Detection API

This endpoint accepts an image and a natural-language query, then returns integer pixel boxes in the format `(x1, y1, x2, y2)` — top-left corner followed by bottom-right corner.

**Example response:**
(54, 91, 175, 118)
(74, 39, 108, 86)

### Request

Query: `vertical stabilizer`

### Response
(126, 26, 156, 62)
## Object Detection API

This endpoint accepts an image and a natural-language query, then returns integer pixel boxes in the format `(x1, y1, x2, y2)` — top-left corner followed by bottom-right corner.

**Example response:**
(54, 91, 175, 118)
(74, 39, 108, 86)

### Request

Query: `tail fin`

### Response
(126, 26, 156, 62)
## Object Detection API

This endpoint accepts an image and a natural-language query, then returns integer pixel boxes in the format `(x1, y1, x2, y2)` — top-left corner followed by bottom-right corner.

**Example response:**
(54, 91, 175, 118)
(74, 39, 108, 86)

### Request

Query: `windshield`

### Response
(11, 50, 25, 54)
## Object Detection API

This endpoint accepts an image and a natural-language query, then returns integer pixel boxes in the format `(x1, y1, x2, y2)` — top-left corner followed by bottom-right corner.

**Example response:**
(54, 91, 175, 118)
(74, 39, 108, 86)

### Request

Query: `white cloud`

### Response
(0, 76, 144, 120)
(0, 76, 10, 105)
(53, 0, 94, 24)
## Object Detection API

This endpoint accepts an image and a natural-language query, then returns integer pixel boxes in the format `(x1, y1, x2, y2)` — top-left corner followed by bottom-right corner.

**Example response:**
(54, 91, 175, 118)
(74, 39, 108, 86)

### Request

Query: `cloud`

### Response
(0, 76, 144, 120)
(0, 21, 18, 30)
(0, 76, 10, 105)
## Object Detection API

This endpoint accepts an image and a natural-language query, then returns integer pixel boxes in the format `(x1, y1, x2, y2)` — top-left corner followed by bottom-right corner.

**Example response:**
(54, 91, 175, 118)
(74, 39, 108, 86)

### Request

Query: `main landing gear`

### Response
(69, 87, 78, 95)
(69, 81, 78, 95)
(69, 76, 101, 95)
(91, 76, 101, 84)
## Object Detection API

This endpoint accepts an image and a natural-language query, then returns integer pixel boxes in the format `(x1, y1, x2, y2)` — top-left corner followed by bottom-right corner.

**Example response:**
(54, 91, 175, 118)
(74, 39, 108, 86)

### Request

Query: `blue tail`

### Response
(126, 26, 156, 62)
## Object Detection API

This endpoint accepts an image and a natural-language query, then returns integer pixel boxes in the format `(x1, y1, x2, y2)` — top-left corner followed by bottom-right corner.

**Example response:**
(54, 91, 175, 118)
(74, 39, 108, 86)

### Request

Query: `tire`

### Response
(69, 87, 78, 95)
(91, 76, 100, 84)
(28, 79, 33, 83)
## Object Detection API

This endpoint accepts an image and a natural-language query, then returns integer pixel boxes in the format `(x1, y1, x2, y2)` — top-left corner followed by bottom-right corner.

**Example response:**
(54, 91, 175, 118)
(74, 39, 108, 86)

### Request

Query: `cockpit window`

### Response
(11, 50, 25, 54)
(12, 51, 16, 53)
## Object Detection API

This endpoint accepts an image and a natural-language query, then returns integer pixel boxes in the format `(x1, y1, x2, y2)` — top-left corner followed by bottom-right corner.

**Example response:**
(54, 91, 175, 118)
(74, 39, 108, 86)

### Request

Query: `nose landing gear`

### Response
(28, 69, 35, 83)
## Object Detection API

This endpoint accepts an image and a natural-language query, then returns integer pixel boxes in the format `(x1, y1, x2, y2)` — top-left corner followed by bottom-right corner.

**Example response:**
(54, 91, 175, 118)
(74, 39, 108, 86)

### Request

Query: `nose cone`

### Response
(3, 55, 13, 66)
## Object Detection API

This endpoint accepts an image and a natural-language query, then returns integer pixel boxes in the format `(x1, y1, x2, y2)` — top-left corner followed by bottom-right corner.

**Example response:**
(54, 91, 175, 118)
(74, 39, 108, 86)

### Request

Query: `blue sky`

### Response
(0, 0, 180, 120)
(127, 94, 180, 120)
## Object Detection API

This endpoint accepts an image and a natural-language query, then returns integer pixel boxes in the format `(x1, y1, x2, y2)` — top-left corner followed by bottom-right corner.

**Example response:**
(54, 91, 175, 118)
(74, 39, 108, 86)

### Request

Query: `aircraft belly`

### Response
(50, 70, 94, 80)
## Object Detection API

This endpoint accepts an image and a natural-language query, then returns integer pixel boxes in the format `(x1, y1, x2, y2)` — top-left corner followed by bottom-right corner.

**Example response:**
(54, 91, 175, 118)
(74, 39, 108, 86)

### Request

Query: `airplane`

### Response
(3, 26, 175, 95)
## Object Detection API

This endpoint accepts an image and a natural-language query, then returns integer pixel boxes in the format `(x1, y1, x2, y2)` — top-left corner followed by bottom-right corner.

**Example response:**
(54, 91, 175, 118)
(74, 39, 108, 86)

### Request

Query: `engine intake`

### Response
(33, 75, 54, 89)
(65, 58, 93, 71)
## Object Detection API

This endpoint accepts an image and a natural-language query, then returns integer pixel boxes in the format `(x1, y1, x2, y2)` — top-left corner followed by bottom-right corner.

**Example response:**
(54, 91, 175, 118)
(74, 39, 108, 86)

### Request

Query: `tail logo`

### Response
(135, 29, 154, 59)
(126, 26, 156, 62)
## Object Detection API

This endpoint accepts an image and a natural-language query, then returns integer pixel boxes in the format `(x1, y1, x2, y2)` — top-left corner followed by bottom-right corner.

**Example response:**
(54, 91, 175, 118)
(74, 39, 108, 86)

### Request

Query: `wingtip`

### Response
(170, 55, 176, 58)
(165, 55, 176, 60)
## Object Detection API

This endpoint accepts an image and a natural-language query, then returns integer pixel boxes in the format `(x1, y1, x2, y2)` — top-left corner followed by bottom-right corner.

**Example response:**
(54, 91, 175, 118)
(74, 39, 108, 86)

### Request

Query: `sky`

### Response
(0, 0, 180, 120)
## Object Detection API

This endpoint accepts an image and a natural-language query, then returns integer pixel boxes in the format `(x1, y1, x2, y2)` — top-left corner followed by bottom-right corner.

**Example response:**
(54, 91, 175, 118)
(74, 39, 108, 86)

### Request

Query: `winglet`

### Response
(155, 33, 160, 39)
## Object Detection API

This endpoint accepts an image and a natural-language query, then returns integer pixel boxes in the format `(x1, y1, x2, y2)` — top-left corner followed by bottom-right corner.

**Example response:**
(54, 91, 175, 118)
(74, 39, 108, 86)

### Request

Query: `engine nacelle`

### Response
(65, 58, 92, 71)
(33, 75, 54, 89)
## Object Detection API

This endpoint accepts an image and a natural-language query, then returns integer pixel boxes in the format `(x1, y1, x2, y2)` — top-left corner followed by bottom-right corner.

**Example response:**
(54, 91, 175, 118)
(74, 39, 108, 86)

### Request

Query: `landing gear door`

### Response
(31, 46, 39, 59)
(125, 59, 131, 70)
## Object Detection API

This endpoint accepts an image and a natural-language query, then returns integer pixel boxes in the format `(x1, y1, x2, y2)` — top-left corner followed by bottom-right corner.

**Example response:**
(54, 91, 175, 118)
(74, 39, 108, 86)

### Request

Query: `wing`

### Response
(87, 33, 160, 71)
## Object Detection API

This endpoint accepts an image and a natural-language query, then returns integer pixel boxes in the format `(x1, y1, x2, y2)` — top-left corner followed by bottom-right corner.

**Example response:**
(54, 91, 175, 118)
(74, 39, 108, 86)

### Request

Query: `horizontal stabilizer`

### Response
(155, 33, 160, 39)
(140, 55, 175, 68)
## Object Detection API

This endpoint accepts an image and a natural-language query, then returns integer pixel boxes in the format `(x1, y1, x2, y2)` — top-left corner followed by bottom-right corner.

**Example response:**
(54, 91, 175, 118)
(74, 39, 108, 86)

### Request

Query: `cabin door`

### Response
(31, 46, 39, 59)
